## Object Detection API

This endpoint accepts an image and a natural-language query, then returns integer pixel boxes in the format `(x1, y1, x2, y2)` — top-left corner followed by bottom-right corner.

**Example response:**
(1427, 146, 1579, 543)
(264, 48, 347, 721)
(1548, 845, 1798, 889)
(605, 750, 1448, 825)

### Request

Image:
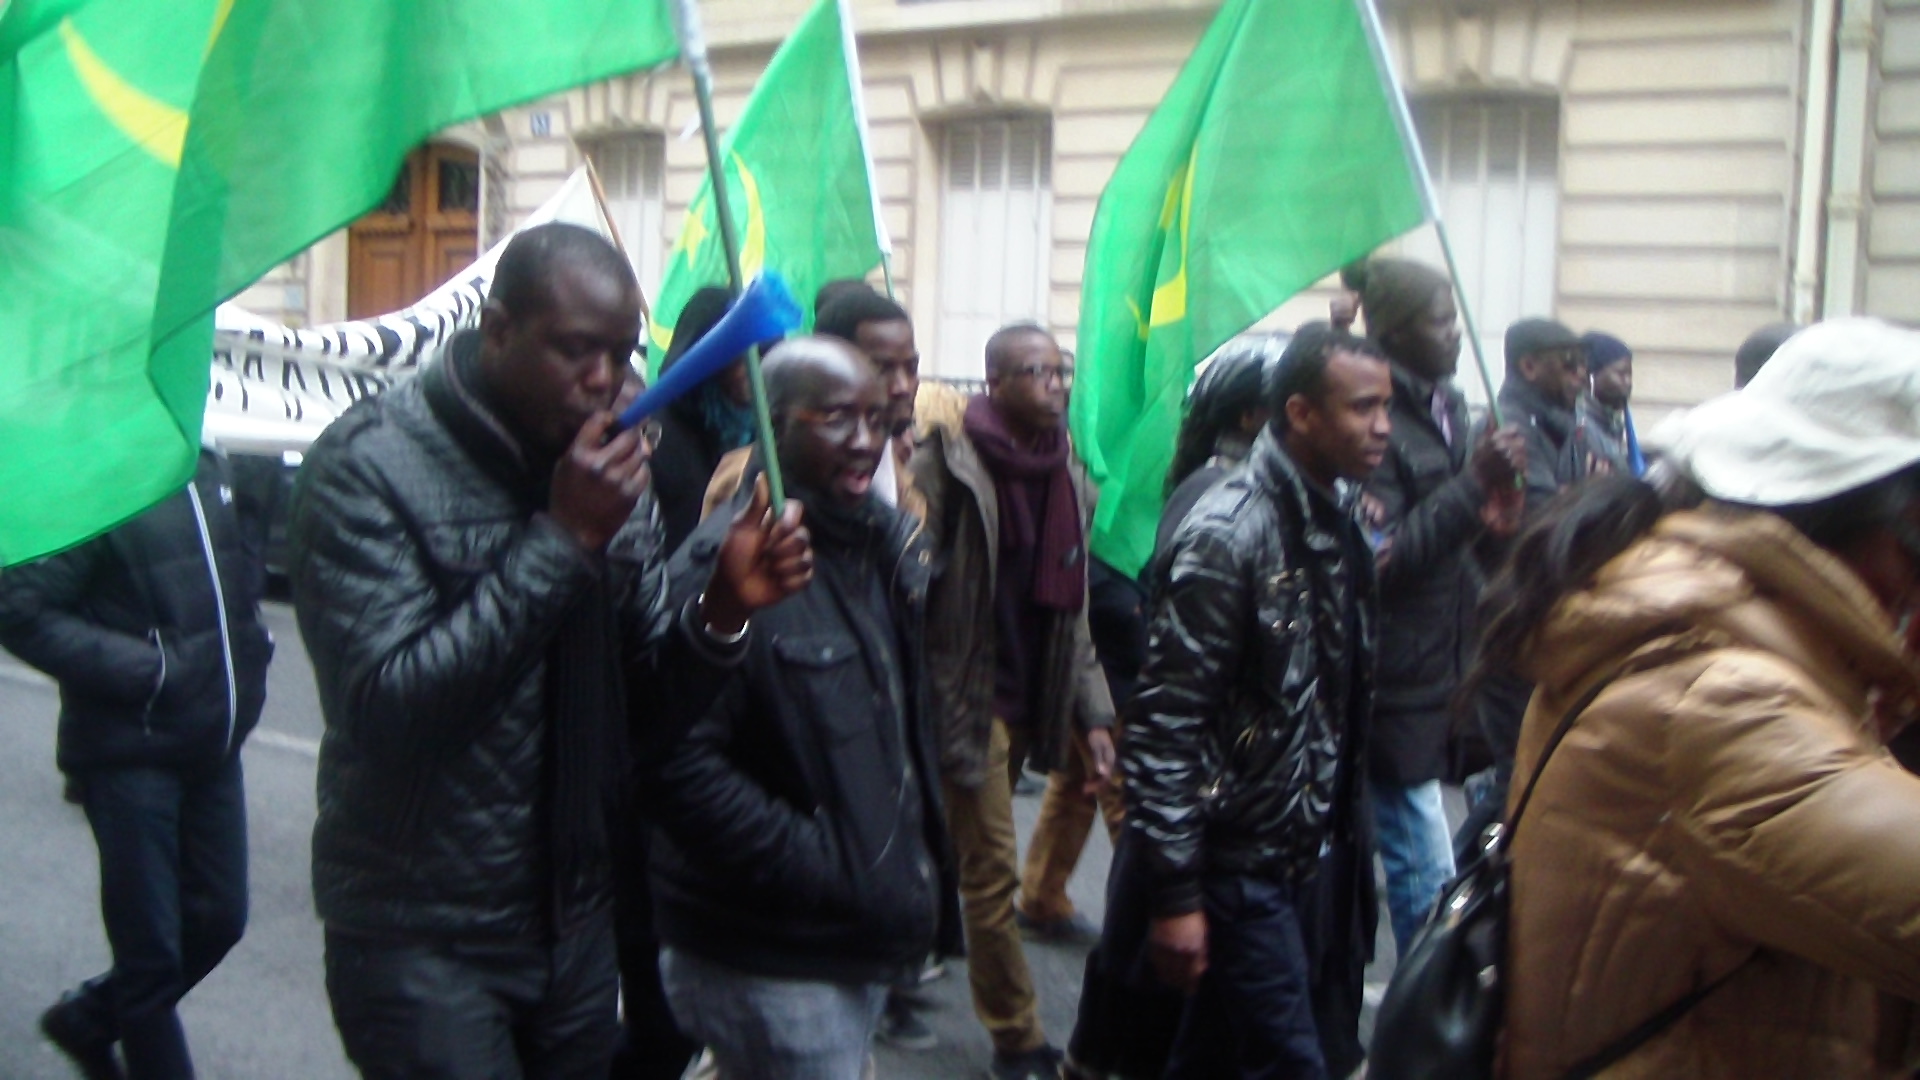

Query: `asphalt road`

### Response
(0, 600, 1404, 1079)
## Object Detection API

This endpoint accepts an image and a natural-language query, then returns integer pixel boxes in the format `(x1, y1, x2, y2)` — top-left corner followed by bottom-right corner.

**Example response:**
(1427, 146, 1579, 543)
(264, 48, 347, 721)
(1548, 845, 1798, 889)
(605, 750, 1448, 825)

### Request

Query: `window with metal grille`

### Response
(935, 116, 1053, 379)
(1403, 96, 1560, 399)
(585, 131, 668, 308)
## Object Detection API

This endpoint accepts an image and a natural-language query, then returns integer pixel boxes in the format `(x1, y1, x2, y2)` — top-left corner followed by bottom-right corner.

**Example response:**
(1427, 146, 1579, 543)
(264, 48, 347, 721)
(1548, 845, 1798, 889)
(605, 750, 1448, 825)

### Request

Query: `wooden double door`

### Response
(348, 144, 480, 319)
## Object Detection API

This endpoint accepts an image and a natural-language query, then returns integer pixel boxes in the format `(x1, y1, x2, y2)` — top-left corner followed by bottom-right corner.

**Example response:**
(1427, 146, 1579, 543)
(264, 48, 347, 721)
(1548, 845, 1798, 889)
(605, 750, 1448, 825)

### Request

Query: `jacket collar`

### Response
(1665, 509, 1920, 711)
(1248, 427, 1350, 557)
(1389, 363, 1467, 458)
(1500, 374, 1575, 446)
(1529, 507, 1920, 719)
(421, 329, 546, 503)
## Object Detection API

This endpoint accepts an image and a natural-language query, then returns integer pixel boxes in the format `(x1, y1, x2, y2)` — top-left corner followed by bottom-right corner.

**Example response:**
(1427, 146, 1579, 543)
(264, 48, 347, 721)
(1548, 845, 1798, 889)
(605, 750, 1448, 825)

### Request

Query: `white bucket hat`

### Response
(1648, 318, 1920, 506)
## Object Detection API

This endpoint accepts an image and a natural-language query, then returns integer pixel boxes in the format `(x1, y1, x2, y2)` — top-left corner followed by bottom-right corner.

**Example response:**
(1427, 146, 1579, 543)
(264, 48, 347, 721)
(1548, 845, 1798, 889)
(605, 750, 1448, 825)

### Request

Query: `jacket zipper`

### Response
(142, 628, 167, 737)
(187, 482, 239, 755)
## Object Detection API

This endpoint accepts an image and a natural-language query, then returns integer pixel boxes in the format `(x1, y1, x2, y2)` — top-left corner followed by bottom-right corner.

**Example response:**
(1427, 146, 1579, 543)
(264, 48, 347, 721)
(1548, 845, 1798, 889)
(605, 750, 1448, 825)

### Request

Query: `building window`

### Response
(585, 131, 668, 308)
(935, 115, 1052, 379)
(1403, 97, 1560, 396)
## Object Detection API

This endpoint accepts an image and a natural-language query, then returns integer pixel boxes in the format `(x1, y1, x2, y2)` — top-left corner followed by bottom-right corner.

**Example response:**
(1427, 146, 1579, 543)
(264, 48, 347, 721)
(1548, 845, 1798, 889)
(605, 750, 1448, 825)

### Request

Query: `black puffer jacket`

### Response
(649, 489, 963, 984)
(1126, 429, 1376, 917)
(289, 332, 734, 940)
(0, 449, 272, 772)
(1364, 366, 1485, 785)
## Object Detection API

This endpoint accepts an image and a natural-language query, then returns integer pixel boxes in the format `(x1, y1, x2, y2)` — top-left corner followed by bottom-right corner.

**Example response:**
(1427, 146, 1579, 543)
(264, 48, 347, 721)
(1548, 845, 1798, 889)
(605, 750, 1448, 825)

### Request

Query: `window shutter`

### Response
(936, 117, 1054, 379)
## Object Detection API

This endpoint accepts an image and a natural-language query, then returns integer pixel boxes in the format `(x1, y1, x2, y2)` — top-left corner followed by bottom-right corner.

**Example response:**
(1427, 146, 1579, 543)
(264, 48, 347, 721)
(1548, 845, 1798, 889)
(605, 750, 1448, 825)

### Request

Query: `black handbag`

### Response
(1369, 674, 1745, 1080)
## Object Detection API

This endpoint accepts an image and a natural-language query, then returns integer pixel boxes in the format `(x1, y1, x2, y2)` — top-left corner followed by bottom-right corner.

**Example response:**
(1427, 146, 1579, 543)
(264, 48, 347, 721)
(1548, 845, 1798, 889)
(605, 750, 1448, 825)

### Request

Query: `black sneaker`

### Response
(989, 1043, 1064, 1080)
(40, 991, 122, 1080)
(1014, 909, 1101, 946)
(876, 997, 938, 1052)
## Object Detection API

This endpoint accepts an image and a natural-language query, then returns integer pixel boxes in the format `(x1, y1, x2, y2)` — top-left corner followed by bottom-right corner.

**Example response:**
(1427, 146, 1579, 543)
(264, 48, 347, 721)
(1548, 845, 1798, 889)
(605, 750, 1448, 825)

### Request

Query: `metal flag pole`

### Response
(1355, 0, 1503, 427)
(672, 0, 786, 510)
(838, 0, 897, 301)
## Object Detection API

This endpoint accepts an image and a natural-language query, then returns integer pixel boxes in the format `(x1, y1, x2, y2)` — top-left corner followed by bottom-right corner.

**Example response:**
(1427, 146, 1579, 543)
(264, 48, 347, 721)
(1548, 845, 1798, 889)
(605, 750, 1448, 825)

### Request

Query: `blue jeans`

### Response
(74, 755, 249, 1080)
(1369, 778, 1456, 956)
(1164, 874, 1326, 1080)
(659, 948, 886, 1080)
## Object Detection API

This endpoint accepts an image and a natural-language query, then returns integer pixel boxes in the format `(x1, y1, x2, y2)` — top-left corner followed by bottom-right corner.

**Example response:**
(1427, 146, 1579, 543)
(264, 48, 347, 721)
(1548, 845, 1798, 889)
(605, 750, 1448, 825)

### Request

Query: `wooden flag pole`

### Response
(581, 156, 652, 323)
(672, 0, 786, 511)
(1355, 0, 1503, 428)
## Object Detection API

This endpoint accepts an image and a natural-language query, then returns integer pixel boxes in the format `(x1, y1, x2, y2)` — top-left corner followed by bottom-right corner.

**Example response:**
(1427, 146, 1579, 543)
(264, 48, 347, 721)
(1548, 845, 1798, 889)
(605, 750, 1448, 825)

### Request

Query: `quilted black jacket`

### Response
(288, 333, 735, 939)
(0, 449, 272, 772)
(1126, 429, 1376, 917)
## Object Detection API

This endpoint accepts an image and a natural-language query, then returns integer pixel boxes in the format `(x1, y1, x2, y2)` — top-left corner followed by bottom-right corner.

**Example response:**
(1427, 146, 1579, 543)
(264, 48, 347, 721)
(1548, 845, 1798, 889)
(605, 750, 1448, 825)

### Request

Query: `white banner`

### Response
(205, 167, 614, 456)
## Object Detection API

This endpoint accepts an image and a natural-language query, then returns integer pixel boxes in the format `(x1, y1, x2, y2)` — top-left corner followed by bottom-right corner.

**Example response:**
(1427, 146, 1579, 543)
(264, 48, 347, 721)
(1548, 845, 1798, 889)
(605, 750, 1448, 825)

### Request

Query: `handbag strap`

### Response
(1501, 664, 1757, 1078)
(1501, 672, 1618, 846)
(1564, 960, 1750, 1079)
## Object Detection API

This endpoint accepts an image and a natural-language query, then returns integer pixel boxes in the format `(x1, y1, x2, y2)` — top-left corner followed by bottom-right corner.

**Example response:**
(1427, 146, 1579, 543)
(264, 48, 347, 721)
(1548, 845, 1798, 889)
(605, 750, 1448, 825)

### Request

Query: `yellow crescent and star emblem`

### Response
(1127, 142, 1198, 341)
(55, 0, 233, 169)
(651, 151, 770, 352)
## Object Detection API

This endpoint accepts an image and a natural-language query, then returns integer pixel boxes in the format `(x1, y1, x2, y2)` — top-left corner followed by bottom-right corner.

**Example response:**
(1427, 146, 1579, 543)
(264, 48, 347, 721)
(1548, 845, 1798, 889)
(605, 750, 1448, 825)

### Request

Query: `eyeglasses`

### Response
(790, 405, 889, 441)
(1008, 363, 1075, 388)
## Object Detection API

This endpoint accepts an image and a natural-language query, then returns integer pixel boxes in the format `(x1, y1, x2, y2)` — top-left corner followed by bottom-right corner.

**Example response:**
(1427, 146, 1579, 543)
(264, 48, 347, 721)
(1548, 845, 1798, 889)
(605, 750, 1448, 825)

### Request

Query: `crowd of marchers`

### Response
(6, 223, 1920, 1080)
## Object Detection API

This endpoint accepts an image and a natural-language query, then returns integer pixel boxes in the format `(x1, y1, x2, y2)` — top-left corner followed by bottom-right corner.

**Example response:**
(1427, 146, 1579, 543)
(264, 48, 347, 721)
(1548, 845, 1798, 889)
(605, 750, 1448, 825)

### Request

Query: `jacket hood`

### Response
(1523, 507, 1920, 720)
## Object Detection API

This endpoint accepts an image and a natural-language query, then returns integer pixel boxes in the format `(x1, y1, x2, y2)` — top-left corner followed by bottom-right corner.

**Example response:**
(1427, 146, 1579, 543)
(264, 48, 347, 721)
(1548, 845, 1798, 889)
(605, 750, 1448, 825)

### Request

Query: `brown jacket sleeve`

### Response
(1667, 654, 1920, 1001)
(699, 447, 753, 524)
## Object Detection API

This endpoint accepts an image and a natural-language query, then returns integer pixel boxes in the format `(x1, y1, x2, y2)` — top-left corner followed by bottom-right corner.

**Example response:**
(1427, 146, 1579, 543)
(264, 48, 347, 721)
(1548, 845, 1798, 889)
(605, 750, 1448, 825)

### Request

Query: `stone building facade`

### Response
(237, 0, 1920, 412)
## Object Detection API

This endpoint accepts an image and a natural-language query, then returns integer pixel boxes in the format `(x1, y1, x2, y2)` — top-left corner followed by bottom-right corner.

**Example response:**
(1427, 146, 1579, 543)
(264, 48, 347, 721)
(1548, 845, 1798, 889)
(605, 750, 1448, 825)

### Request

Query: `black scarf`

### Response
(424, 332, 623, 924)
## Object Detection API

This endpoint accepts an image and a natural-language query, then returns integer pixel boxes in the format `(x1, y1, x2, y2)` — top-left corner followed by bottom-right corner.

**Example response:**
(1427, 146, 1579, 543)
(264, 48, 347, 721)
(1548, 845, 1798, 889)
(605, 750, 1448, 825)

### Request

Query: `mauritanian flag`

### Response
(648, 0, 885, 366)
(1, 0, 227, 566)
(1069, 0, 1428, 578)
(0, 0, 678, 566)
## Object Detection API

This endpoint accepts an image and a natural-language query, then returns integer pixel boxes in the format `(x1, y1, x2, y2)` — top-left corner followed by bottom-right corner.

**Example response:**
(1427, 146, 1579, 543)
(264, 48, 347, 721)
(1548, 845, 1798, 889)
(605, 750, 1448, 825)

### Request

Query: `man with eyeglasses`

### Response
(648, 337, 960, 1077)
(911, 322, 1117, 1080)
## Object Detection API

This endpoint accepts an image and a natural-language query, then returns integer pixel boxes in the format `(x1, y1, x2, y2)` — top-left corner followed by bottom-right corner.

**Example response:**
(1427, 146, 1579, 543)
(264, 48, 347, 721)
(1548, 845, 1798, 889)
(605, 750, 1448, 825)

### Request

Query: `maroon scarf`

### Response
(963, 395, 1086, 612)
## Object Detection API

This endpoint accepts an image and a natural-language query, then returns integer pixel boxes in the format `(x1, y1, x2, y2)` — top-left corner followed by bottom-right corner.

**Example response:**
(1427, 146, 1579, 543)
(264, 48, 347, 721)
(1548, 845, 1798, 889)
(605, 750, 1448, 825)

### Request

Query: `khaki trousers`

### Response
(943, 719, 1046, 1056)
(1017, 733, 1125, 924)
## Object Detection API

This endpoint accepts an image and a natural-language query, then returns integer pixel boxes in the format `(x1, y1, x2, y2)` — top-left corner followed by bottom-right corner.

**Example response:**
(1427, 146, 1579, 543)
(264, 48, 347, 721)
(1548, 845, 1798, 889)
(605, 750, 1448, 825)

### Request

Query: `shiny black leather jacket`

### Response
(1126, 429, 1376, 917)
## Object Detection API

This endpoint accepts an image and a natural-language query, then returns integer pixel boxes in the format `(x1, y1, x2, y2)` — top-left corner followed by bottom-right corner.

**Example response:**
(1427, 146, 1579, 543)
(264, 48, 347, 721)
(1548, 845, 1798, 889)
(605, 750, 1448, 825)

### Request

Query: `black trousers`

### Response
(1164, 872, 1328, 1080)
(70, 754, 249, 1080)
(324, 913, 620, 1080)
(1068, 827, 1186, 1077)
(611, 826, 698, 1080)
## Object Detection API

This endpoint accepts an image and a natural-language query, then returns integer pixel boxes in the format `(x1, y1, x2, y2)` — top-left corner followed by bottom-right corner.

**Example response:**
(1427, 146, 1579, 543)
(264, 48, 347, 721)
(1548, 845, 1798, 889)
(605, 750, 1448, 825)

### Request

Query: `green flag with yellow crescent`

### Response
(648, 0, 883, 366)
(0, 0, 678, 566)
(0, 0, 227, 566)
(1069, 0, 1427, 578)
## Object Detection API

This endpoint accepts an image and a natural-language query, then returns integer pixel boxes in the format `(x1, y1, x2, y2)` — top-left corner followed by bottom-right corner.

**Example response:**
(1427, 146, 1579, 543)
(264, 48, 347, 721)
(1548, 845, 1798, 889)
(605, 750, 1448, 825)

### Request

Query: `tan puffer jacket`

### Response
(1502, 508, 1920, 1078)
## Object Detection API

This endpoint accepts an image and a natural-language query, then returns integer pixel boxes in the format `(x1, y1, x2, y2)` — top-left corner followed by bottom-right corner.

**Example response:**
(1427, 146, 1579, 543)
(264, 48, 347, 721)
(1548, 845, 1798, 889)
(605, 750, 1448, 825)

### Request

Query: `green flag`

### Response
(1069, 0, 1427, 578)
(648, 0, 882, 366)
(152, 0, 679, 496)
(0, 0, 225, 566)
(0, 0, 677, 566)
